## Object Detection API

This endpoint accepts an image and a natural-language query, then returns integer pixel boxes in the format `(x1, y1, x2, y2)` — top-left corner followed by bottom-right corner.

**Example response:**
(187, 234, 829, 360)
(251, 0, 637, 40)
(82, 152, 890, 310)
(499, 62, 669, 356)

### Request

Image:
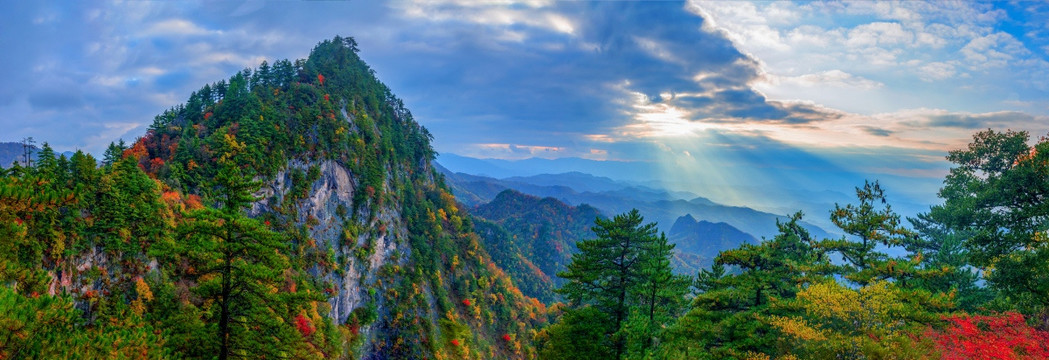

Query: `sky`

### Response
(2, 0, 1048, 209)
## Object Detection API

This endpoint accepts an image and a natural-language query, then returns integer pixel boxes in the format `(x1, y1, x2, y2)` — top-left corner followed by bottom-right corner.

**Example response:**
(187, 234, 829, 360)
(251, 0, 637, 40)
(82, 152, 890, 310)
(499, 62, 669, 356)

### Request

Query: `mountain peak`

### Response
(674, 213, 698, 227)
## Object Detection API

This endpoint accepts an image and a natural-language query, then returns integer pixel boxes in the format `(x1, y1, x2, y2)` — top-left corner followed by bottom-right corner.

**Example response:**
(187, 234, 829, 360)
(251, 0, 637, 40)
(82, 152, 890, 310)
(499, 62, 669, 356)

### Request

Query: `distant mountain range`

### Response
(467, 188, 764, 303)
(437, 153, 660, 182)
(668, 214, 757, 273)
(437, 152, 939, 229)
(436, 162, 834, 242)
(0, 142, 33, 167)
(0, 142, 79, 168)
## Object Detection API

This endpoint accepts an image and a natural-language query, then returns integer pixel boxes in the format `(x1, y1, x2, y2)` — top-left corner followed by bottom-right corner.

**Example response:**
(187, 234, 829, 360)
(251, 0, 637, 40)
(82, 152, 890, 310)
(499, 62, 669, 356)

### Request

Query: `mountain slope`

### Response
(140, 36, 547, 359)
(0, 37, 545, 359)
(470, 190, 601, 303)
(0, 142, 29, 167)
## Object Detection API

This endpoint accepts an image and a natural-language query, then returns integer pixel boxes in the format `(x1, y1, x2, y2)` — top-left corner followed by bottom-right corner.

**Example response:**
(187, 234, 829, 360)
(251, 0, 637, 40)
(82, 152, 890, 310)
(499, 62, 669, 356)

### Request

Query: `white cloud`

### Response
(688, 0, 1049, 117)
(960, 32, 1028, 69)
(391, 0, 575, 39)
(846, 22, 913, 48)
(918, 62, 956, 81)
(766, 70, 883, 89)
(142, 19, 219, 37)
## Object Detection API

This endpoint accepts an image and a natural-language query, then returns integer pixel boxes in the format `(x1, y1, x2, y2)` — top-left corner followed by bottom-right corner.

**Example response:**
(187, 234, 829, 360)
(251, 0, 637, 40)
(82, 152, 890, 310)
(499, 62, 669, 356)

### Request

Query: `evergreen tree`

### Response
(91, 156, 167, 256)
(68, 150, 98, 189)
(102, 139, 126, 167)
(537, 307, 615, 360)
(627, 232, 690, 358)
(556, 209, 661, 359)
(0, 286, 80, 359)
(659, 212, 827, 358)
(820, 180, 921, 286)
(33, 143, 58, 180)
(157, 162, 300, 359)
(929, 129, 1049, 312)
(907, 212, 994, 311)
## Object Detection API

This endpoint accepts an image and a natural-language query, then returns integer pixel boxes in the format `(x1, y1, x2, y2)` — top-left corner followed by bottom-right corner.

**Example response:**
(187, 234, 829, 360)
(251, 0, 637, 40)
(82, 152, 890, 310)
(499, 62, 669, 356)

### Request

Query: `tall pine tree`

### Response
(157, 162, 304, 359)
(820, 180, 921, 286)
(556, 209, 665, 359)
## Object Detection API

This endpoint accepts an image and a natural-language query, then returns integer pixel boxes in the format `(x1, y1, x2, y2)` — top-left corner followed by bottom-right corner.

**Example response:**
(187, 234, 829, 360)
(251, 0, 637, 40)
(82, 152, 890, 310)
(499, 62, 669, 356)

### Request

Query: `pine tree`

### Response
(33, 143, 58, 180)
(557, 209, 660, 359)
(929, 129, 1049, 311)
(158, 162, 299, 359)
(659, 212, 828, 358)
(628, 232, 689, 357)
(68, 150, 98, 189)
(820, 180, 921, 286)
(102, 140, 126, 167)
(91, 156, 166, 256)
(907, 212, 993, 310)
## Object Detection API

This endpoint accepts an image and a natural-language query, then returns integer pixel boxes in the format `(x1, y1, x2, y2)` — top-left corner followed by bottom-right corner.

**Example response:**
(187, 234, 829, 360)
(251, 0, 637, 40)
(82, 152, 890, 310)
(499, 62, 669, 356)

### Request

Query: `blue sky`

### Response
(2, 1, 1047, 208)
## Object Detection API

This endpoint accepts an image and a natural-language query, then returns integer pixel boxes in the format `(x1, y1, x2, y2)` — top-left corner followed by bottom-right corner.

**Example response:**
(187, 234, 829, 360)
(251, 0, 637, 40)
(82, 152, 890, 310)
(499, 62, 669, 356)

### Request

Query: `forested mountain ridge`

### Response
(1, 37, 545, 359)
(470, 189, 601, 303)
(0, 141, 76, 168)
(0, 142, 31, 167)
(667, 214, 757, 272)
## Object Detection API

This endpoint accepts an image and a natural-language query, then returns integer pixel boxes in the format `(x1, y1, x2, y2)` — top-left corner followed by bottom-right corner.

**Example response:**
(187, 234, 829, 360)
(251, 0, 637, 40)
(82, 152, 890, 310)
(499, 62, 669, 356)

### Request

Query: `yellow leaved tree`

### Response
(769, 280, 940, 359)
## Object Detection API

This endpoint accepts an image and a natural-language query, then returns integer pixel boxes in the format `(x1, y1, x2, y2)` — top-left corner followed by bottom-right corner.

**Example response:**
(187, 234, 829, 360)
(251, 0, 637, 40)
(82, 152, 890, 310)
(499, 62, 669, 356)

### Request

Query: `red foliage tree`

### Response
(150, 157, 165, 172)
(502, 334, 512, 341)
(450, 339, 460, 347)
(927, 312, 1049, 359)
(462, 299, 471, 306)
(295, 313, 315, 337)
(123, 141, 149, 161)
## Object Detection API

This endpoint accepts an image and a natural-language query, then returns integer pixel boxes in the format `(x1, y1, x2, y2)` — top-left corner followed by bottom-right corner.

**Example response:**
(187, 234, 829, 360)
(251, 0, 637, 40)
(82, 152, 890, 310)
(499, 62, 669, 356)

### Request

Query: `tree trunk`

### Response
(218, 227, 234, 360)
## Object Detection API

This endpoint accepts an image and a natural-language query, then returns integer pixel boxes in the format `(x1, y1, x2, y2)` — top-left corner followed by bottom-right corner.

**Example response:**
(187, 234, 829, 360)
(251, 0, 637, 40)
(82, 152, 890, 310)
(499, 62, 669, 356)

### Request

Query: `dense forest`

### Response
(3, 36, 1049, 360)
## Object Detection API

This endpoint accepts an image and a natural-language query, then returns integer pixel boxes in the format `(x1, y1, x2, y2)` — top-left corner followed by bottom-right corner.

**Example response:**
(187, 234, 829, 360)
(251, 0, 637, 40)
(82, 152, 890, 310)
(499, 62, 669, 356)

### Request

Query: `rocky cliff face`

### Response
(253, 161, 377, 319)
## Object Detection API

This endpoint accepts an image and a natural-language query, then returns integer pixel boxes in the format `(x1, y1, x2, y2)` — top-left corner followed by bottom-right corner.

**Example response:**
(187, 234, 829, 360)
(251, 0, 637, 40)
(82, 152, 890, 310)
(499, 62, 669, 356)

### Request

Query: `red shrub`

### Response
(450, 339, 460, 347)
(502, 334, 512, 341)
(185, 194, 203, 210)
(150, 157, 165, 172)
(462, 299, 471, 306)
(295, 313, 314, 337)
(927, 312, 1049, 359)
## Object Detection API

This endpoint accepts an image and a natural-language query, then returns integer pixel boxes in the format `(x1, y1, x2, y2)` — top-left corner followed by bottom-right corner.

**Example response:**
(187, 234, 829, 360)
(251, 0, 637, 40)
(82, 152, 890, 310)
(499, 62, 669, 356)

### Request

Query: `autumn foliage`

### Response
(927, 313, 1049, 359)
(296, 313, 315, 337)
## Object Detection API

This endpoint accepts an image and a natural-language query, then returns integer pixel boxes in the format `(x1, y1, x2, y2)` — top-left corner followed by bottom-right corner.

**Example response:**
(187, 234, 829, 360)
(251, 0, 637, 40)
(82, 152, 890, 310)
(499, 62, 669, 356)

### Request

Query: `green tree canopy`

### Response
(929, 129, 1049, 312)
